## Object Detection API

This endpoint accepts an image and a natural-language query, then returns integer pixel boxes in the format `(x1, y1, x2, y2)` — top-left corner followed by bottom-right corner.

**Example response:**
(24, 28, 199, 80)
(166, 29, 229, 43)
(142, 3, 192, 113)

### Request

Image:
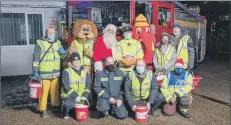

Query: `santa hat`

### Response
(175, 58, 184, 68)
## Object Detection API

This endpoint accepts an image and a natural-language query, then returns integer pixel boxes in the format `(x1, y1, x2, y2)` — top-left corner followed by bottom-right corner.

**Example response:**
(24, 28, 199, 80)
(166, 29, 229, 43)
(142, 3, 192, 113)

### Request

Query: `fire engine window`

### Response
(158, 7, 171, 28)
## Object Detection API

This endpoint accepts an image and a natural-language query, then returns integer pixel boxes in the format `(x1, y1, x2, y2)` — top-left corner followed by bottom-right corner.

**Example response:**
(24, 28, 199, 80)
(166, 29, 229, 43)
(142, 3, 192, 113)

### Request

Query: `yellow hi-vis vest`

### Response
(155, 45, 175, 71)
(160, 71, 193, 102)
(116, 39, 144, 72)
(73, 39, 93, 66)
(128, 70, 153, 100)
(61, 67, 90, 98)
(36, 40, 61, 78)
(177, 35, 190, 69)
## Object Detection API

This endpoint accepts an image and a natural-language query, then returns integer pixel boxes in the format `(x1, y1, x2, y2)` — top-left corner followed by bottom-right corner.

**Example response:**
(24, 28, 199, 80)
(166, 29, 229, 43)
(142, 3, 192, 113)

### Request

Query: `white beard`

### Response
(103, 33, 117, 49)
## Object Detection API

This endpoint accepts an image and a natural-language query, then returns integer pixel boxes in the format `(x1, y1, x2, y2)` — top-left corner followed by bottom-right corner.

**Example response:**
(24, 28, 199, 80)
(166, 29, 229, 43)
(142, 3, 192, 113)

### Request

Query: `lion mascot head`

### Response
(73, 20, 98, 43)
(67, 20, 98, 57)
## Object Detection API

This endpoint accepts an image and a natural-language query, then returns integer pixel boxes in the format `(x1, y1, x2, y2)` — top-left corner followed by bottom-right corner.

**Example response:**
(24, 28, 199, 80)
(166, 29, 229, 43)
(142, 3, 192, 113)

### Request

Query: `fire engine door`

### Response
(152, 2, 174, 42)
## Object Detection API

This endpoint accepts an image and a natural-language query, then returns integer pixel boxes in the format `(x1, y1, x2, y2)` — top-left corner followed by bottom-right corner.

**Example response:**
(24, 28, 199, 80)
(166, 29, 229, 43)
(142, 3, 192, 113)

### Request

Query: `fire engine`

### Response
(64, 1, 207, 69)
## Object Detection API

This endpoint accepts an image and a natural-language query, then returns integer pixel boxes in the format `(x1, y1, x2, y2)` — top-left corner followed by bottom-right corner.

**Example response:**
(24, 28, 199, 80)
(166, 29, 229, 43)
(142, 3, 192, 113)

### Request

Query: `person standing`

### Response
(32, 28, 66, 118)
(170, 24, 195, 72)
(115, 25, 144, 76)
(153, 32, 177, 75)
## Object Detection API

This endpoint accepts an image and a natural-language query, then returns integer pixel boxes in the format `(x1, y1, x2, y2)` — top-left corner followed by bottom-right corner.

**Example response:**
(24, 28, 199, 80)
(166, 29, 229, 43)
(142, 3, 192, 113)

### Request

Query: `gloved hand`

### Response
(188, 68, 193, 74)
(33, 71, 39, 81)
(80, 96, 88, 101)
(59, 47, 66, 56)
(75, 96, 81, 104)
(159, 68, 167, 75)
(169, 94, 176, 104)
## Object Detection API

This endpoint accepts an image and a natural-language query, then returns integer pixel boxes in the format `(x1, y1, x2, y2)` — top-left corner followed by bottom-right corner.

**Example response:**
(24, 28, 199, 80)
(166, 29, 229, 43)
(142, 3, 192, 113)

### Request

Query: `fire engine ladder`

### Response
(172, 1, 204, 22)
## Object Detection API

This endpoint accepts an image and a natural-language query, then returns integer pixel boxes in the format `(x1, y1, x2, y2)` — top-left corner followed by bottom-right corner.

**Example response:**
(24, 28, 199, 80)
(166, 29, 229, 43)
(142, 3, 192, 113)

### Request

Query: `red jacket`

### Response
(93, 35, 113, 62)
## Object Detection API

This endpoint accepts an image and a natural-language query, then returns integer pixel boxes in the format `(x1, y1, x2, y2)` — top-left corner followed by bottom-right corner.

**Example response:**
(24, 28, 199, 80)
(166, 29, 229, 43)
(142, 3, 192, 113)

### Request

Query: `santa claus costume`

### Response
(93, 24, 117, 72)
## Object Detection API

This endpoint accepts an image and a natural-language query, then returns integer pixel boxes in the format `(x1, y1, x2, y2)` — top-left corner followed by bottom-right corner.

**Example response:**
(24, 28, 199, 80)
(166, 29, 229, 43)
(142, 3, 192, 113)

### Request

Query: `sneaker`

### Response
(41, 110, 50, 118)
(180, 111, 191, 118)
(151, 108, 162, 117)
(63, 114, 69, 119)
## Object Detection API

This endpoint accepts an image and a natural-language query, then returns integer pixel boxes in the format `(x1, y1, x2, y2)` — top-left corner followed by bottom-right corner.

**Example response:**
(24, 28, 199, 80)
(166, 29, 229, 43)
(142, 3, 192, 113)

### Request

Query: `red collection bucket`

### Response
(156, 75, 166, 87)
(192, 75, 202, 91)
(75, 101, 89, 121)
(135, 106, 148, 123)
(28, 81, 41, 99)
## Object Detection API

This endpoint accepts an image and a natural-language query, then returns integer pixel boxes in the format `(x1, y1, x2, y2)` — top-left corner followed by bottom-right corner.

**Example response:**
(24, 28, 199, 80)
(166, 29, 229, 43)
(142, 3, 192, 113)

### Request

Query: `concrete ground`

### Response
(0, 95, 229, 125)
(0, 55, 230, 125)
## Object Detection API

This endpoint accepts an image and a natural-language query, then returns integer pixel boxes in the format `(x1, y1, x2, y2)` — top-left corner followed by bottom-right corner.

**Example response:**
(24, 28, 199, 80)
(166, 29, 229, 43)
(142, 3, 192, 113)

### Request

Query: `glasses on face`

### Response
(175, 66, 182, 68)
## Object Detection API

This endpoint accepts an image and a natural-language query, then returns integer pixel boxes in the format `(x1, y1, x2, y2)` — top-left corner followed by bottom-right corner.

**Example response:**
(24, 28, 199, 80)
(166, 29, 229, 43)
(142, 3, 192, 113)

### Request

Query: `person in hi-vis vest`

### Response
(115, 25, 144, 76)
(61, 52, 91, 119)
(32, 28, 66, 118)
(170, 24, 195, 73)
(153, 32, 177, 75)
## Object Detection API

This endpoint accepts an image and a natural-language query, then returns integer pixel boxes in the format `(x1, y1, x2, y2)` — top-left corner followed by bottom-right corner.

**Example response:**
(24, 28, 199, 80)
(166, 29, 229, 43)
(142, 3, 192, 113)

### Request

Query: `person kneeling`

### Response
(61, 52, 91, 119)
(160, 58, 193, 118)
(124, 59, 162, 117)
(94, 57, 128, 119)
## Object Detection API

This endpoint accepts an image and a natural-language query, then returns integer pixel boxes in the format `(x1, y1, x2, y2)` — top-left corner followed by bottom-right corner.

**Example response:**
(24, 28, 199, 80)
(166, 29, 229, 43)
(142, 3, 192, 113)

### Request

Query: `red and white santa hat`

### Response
(105, 24, 117, 32)
(175, 58, 184, 68)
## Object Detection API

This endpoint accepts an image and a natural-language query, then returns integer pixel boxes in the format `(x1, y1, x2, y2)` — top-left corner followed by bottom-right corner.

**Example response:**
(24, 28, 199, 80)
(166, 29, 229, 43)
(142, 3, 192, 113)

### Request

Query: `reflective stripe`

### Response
(98, 90, 105, 97)
(114, 77, 122, 80)
(67, 89, 75, 95)
(101, 78, 108, 81)
(33, 62, 39, 65)
(179, 88, 185, 95)
(61, 93, 68, 98)
(84, 89, 90, 93)
(40, 58, 60, 63)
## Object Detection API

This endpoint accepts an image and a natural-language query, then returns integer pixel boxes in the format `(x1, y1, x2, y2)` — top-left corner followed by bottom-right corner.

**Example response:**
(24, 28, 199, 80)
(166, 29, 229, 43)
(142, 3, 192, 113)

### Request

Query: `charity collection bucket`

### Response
(156, 75, 166, 87)
(75, 101, 89, 121)
(192, 75, 202, 91)
(28, 81, 41, 99)
(135, 106, 148, 123)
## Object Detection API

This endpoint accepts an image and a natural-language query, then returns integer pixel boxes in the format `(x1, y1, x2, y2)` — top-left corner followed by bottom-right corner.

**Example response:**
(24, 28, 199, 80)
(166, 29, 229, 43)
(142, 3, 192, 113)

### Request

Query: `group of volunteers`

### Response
(32, 14, 195, 120)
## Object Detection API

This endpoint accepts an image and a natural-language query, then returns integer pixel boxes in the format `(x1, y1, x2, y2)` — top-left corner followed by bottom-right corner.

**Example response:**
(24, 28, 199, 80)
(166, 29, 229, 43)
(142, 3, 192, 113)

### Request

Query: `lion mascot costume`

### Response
(132, 14, 156, 70)
(67, 20, 98, 75)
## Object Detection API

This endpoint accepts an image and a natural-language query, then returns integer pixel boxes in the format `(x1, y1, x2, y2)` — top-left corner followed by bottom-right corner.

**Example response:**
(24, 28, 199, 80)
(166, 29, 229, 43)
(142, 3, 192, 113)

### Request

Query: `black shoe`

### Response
(41, 110, 50, 118)
(180, 112, 191, 118)
(151, 108, 162, 117)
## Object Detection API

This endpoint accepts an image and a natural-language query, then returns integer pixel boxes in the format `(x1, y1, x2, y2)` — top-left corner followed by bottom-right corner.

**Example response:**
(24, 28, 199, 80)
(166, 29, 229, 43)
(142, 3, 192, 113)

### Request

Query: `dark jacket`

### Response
(62, 66, 91, 100)
(94, 68, 125, 100)
(124, 67, 159, 108)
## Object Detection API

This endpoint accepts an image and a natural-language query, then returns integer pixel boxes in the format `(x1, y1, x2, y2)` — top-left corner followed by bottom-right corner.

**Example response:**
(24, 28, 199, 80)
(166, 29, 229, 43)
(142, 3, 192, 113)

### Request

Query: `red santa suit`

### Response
(93, 24, 117, 72)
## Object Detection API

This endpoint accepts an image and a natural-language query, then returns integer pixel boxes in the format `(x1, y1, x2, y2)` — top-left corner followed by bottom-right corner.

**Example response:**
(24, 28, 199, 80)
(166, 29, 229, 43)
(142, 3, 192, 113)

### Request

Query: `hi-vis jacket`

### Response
(61, 66, 91, 100)
(160, 71, 193, 102)
(32, 37, 65, 79)
(153, 44, 177, 71)
(170, 34, 195, 69)
(94, 68, 125, 100)
(115, 39, 144, 72)
(124, 68, 158, 108)
(73, 39, 94, 66)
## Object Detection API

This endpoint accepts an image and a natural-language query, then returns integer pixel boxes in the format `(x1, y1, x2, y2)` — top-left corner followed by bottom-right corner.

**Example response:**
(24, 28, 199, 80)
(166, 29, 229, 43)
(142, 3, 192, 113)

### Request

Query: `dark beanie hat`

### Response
(173, 24, 182, 30)
(70, 52, 81, 61)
